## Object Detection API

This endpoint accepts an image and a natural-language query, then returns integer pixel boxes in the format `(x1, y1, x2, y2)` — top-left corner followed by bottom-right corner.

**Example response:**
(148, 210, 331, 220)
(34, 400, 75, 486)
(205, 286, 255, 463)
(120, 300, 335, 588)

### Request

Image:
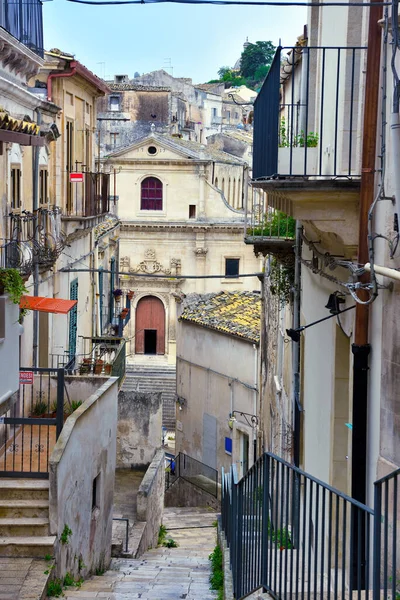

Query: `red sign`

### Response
(20, 371, 34, 385)
(69, 172, 84, 183)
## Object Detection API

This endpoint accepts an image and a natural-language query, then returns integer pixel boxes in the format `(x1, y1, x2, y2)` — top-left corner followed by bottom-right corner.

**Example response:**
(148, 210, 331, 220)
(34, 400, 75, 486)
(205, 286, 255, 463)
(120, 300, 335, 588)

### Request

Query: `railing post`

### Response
(56, 368, 64, 439)
(372, 479, 382, 600)
(236, 479, 244, 598)
(261, 454, 270, 591)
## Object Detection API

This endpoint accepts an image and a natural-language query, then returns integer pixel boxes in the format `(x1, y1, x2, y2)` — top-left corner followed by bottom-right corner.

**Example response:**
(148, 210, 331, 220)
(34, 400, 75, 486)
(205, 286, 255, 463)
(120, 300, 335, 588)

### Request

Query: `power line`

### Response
(67, 0, 390, 6)
(59, 267, 263, 279)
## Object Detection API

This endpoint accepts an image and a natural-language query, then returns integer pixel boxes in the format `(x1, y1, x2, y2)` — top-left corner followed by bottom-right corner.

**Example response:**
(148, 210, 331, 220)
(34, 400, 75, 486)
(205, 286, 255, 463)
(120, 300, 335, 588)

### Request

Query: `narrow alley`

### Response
(62, 508, 218, 600)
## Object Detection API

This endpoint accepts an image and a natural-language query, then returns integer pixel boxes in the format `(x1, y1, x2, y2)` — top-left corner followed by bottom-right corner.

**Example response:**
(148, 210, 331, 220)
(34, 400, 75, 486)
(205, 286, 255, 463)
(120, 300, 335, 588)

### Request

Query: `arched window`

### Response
(214, 177, 218, 189)
(233, 179, 236, 207)
(141, 177, 163, 210)
(221, 178, 225, 195)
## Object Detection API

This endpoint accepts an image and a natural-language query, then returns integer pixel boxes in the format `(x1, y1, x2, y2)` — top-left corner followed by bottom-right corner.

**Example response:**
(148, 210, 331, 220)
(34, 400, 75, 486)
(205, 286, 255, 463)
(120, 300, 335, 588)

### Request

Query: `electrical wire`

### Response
(66, 0, 391, 6)
(59, 267, 263, 279)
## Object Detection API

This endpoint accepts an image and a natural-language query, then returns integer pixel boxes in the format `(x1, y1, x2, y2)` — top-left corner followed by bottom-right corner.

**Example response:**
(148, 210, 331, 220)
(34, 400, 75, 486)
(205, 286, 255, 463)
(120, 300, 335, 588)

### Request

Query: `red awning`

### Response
(20, 296, 77, 314)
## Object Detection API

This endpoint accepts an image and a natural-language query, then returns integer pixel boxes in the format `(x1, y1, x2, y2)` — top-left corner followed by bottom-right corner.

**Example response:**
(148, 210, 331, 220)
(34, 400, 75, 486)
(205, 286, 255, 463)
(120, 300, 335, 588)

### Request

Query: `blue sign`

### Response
(225, 437, 232, 455)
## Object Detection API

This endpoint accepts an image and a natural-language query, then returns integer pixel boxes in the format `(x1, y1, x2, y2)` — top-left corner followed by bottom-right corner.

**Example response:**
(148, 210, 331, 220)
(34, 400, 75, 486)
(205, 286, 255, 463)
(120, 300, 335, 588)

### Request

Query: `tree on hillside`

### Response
(218, 66, 232, 79)
(240, 41, 276, 80)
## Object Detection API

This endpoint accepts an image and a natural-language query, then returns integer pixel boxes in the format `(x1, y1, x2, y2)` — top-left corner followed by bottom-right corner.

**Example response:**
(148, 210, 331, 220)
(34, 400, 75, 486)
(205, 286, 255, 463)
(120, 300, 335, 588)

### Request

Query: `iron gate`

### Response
(0, 368, 64, 478)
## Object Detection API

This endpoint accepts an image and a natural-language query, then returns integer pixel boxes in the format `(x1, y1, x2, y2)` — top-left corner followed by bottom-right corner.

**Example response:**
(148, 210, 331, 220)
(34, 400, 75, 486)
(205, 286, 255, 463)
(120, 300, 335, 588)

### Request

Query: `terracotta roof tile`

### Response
(179, 291, 260, 343)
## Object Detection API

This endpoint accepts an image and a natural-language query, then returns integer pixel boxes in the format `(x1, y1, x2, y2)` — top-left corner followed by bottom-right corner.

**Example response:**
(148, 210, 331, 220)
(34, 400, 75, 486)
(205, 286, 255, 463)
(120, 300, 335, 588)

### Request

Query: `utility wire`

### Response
(67, 0, 391, 6)
(59, 267, 263, 279)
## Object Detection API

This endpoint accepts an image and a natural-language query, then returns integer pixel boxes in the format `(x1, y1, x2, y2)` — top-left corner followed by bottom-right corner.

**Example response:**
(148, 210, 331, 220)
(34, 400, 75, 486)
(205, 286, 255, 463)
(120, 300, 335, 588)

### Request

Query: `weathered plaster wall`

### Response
(117, 390, 162, 468)
(49, 377, 118, 578)
(136, 449, 165, 555)
(176, 320, 258, 477)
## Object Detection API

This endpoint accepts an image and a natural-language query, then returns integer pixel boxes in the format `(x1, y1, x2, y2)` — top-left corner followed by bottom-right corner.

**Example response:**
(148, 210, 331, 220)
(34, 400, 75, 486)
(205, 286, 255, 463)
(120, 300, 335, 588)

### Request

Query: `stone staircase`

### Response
(123, 364, 177, 430)
(0, 479, 56, 558)
(62, 507, 218, 600)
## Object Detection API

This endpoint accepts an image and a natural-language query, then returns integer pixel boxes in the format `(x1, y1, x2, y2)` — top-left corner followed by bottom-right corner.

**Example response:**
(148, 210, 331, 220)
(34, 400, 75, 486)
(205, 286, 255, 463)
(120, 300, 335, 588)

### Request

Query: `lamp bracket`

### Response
(230, 410, 259, 428)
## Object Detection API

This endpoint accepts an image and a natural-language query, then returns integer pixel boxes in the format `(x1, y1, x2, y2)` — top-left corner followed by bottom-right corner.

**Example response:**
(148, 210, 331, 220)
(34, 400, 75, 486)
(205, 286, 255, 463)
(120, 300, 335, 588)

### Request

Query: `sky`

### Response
(42, 0, 307, 83)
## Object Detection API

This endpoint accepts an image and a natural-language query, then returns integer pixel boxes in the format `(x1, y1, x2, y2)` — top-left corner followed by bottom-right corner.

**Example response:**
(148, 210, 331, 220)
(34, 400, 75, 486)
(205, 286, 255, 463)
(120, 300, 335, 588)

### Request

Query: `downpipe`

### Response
(391, 112, 400, 230)
(32, 109, 41, 368)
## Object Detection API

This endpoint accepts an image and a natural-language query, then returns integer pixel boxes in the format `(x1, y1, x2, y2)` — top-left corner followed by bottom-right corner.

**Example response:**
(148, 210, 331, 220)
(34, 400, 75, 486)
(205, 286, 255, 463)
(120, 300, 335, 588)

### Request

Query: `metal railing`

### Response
(373, 468, 400, 600)
(222, 452, 383, 599)
(84, 172, 110, 217)
(253, 46, 367, 180)
(165, 452, 218, 498)
(0, 0, 44, 57)
(0, 368, 64, 478)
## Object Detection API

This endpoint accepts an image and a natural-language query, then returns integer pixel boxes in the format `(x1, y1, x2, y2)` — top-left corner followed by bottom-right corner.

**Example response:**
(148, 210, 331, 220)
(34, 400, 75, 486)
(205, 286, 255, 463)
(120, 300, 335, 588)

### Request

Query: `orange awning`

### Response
(20, 296, 78, 314)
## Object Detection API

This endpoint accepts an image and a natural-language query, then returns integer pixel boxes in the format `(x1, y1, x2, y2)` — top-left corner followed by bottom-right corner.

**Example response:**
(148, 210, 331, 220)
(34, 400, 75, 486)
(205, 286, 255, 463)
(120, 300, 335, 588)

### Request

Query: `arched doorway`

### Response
(135, 296, 165, 355)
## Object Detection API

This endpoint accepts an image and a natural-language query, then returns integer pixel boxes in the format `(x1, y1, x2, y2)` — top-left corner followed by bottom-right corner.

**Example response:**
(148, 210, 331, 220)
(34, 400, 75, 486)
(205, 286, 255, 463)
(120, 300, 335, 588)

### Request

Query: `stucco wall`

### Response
(117, 390, 163, 468)
(176, 319, 259, 477)
(136, 449, 165, 555)
(49, 377, 118, 578)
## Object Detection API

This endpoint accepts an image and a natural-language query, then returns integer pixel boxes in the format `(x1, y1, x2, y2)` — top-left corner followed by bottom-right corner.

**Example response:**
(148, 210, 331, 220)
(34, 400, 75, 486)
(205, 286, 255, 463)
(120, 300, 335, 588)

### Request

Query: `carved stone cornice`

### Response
(120, 221, 245, 234)
(0, 29, 43, 83)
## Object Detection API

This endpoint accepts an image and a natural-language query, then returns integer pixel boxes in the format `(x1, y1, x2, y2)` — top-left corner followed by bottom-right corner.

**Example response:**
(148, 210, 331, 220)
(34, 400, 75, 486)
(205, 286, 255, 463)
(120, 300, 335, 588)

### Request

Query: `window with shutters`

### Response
(68, 279, 78, 360)
(10, 166, 21, 209)
(141, 177, 163, 211)
(39, 168, 48, 205)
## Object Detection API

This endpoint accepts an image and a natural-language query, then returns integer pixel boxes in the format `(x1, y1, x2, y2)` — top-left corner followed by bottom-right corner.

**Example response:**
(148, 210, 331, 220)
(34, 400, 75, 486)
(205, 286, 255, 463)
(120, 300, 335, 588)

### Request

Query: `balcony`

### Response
(64, 172, 110, 221)
(0, 0, 44, 57)
(251, 46, 367, 257)
(51, 336, 126, 388)
(1, 208, 67, 276)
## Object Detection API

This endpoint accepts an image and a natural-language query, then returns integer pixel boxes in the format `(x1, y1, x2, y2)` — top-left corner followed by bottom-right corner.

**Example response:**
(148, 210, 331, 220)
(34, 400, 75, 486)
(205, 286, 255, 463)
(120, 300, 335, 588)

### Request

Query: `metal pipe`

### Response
(32, 109, 41, 368)
(292, 221, 302, 468)
(364, 261, 400, 280)
(47, 65, 77, 103)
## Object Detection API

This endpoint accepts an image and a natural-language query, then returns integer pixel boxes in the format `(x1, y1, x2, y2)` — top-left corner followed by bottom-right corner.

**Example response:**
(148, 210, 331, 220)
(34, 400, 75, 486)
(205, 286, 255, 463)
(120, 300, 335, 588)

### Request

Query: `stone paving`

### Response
(0, 557, 49, 600)
(62, 507, 218, 600)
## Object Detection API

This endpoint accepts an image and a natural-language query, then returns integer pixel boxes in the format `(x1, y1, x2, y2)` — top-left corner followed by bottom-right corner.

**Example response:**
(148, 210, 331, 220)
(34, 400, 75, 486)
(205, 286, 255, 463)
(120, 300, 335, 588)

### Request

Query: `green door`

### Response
(69, 279, 78, 360)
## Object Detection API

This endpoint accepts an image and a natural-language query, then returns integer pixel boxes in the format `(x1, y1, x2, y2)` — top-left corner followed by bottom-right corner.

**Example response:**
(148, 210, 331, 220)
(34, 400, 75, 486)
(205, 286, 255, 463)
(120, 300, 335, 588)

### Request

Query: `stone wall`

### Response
(117, 390, 162, 468)
(164, 477, 220, 511)
(49, 377, 119, 578)
(136, 449, 165, 555)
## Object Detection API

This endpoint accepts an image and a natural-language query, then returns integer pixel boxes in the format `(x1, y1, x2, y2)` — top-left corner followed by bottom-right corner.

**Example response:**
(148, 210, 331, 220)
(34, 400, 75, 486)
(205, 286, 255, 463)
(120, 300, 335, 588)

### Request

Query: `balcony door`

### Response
(69, 279, 78, 360)
(135, 296, 165, 355)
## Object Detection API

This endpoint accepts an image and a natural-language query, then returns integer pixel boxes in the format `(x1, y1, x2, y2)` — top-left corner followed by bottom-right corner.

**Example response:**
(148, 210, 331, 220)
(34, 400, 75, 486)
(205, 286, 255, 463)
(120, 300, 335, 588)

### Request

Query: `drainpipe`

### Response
(292, 221, 302, 468)
(351, 0, 382, 588)
(32, 109, 41, 368)
(253, 343, 258, 464)
(94, 241, 101, 336)
(47, 63, 77, 103)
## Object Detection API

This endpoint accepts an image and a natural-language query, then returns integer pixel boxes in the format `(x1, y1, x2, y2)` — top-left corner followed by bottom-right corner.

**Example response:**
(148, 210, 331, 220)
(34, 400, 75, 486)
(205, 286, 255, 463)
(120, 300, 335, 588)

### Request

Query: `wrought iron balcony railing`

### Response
(66, 172, 110, 218)
(253, 46, 367, 180)
(1, 208, 68, 275)
(0, 0, 44, 57)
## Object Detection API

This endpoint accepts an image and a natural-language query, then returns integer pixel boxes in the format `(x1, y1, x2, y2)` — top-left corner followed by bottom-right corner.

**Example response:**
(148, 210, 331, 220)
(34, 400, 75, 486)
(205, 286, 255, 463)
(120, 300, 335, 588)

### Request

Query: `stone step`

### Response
(0, 536, 55, 558)
(0, 479, 49, 501)
(0, 500, 49, 519)
(0, 518, 49, 537)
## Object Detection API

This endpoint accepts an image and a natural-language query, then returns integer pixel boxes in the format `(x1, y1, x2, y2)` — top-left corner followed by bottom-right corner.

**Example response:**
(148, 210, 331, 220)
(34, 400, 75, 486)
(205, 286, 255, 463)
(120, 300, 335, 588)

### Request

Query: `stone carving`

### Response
(134, 249, 171, 275)
(120, 256, 131, 272)
(194, 247, 208, 256)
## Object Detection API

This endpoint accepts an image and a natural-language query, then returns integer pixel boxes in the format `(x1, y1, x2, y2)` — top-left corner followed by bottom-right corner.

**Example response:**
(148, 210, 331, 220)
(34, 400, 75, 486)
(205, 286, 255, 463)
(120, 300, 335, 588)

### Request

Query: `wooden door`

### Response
(135, 296, 165, 355)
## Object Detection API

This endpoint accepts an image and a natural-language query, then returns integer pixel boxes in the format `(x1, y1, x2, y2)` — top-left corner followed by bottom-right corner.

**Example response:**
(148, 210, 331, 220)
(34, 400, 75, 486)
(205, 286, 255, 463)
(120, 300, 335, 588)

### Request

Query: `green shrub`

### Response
(164, 538, 179, 548)
(209, 545, 224, 599)
(158, 524, 167, 546)
(32, 401, 47, 416)
(47, 579, 63, 597)
(60, 524, 72, 545)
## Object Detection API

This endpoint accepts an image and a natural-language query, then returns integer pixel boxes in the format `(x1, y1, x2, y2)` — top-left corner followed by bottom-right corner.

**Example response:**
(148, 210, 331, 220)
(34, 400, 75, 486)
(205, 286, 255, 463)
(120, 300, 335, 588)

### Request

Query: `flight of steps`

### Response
(123, 363, 177, 430)
(63, 507, 217, 600)
(0, 479, 56, 558)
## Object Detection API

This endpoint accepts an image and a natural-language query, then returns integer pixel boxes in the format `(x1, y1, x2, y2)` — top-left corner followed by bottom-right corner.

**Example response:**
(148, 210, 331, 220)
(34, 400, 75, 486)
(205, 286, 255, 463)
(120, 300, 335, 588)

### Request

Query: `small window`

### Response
(214, 177, 218, 188)
(212, 107, 217, 118)
(11, 166, 21, 209)
(141, 177, 163, 210)
(225, 258, 240, 278)
(109, 96, 120, 112)
(39, 168, 48, 205)
(189, 205, 196, 219)
(110, 132, 119, 148)
(148, 146, 157, 155)
(92, 473, 100, 511)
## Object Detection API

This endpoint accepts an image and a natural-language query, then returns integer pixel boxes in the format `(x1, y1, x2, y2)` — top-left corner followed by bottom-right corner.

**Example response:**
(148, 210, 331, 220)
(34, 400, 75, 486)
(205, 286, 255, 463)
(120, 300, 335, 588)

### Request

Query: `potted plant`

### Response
(113, 288, 123, 300)
(127, 290, 134, 300)
(278, 118, 319, 176)
(0, 268, 28, 303)
(94, 358, 104, 374)
(31, 400, 48, 418)
(79, 358, 93, 375)
(120, 308, 129, 319)
(104, 363, 112, 375)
